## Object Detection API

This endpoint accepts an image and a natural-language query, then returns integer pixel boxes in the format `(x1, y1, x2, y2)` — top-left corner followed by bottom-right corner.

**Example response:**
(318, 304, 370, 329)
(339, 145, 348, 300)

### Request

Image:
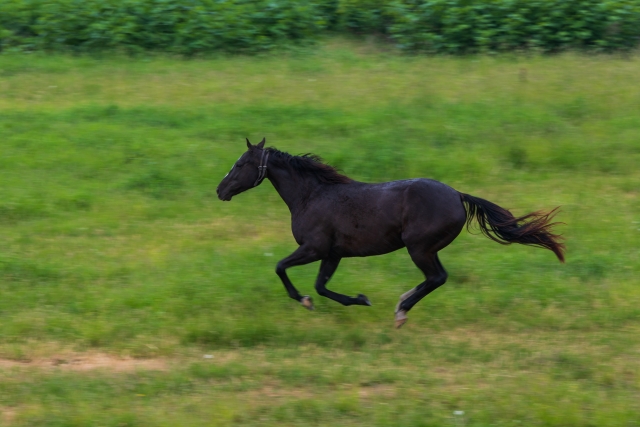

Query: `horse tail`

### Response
(459, 193, 565, 263)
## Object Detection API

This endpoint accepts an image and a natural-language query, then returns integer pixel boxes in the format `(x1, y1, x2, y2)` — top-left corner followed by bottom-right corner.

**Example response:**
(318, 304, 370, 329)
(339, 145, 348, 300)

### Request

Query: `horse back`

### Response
(292, 179, 465, 257)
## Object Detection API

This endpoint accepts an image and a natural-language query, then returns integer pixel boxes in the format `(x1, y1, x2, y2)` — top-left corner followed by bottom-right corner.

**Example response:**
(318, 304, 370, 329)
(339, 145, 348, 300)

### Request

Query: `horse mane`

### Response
(266, 147, 352, 185)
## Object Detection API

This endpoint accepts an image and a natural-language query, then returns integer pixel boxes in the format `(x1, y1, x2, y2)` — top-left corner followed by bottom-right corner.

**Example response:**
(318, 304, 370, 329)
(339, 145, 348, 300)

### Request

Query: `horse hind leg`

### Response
(394, 287, 417, 327)
(395, 251, 447, 328)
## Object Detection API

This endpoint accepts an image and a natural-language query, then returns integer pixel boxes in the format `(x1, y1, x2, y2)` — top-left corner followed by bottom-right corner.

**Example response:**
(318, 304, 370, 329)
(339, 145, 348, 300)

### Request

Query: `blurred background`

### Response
(0, 1, 639, 425)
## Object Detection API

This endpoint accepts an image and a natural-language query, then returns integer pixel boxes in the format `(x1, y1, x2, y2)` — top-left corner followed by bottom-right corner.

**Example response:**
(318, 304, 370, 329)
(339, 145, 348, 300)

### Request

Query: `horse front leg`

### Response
(315, 258, 371, 306)
(275, 245, 322, 310)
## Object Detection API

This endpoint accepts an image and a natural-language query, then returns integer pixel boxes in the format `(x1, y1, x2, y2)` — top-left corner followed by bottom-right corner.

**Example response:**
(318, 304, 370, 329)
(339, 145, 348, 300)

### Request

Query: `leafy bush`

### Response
(335, 0, 393, 33)
(386, 0, 640, 53)
(1, 0, 639, 54)
(0, 0, 325, 54)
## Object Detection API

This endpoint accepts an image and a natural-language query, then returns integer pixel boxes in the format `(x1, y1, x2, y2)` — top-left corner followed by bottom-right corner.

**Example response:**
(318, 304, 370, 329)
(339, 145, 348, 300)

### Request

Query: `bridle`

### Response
(253, 150, 269, 187)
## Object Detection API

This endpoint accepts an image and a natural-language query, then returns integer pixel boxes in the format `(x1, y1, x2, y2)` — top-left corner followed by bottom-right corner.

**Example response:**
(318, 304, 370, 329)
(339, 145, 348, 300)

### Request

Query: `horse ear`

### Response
(246, 138, 252, 149)
(257, 138, 266, 149)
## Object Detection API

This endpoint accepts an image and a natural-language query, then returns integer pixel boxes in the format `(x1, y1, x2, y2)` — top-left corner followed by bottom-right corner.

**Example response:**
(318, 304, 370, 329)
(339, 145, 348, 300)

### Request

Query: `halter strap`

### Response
(253, 150, 269, 187)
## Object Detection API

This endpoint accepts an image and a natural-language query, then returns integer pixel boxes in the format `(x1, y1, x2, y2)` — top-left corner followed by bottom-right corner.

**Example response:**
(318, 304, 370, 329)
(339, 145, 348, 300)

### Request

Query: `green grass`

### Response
(0, 39, 639, 425)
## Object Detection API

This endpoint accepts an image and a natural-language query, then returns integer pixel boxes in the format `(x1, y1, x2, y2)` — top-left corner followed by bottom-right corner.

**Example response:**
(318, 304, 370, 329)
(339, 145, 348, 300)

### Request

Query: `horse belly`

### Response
(333, 224, 404, 257)
(329, 188, 406, 257)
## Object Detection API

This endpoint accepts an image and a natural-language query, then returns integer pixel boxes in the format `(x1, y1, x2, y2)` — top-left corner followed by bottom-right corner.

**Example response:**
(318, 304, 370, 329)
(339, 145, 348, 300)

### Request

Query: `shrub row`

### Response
(0, 0, 324, 54)
(385, 0, 640, 53)
(1, 0, 639, 54)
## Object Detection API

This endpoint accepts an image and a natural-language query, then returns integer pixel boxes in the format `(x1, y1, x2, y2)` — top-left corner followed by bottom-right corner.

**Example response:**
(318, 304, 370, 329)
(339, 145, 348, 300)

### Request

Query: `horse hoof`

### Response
(357, 294, 372, 306)
(301, 296, 314, 311)
(395, 310, 408, 329)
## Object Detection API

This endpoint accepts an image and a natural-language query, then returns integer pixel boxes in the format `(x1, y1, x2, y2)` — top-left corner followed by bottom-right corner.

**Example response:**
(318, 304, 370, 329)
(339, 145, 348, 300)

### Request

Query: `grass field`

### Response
(1, 39, 639, 426)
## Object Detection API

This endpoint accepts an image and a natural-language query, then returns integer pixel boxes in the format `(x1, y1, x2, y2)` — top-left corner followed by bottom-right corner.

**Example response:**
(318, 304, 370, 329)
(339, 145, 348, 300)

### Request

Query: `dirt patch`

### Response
(1, 407, 17, 425)
(250, 383, 316, 400)
(358, 384, 397, 399)
(0, 353, 168, 372)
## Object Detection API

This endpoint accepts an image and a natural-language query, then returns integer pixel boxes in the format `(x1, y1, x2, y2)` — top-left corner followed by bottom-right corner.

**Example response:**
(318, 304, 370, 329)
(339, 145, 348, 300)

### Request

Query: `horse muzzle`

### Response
(216, 186, 232, 201)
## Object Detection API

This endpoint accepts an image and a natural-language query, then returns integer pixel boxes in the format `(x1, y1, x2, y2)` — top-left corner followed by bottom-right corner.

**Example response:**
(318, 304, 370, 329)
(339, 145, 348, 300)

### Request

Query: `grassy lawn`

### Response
(0, 40, 639, 426)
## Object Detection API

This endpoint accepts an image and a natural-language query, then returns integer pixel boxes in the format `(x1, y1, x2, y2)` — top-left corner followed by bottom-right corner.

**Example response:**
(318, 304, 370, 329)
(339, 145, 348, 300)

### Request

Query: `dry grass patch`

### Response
(0, 352, 169, 372)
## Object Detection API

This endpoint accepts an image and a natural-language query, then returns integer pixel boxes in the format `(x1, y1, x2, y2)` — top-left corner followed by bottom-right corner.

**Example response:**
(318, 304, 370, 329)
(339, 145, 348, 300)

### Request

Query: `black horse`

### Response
(217, 139, 564, 328)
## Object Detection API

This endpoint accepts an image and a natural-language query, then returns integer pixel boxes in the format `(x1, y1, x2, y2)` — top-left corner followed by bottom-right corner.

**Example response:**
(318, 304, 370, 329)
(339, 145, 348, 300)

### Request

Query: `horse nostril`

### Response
(216, 187, 220, 195)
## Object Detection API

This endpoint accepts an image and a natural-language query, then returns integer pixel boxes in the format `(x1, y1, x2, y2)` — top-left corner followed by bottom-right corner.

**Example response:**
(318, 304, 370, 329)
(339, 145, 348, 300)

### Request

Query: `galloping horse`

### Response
(217, 139, 564, 328)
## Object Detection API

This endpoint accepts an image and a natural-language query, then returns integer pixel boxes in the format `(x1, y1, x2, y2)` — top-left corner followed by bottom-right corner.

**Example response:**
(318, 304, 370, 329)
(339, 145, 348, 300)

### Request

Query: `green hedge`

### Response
(386, 0, 640, 53)
(1, 0, 639, 54)
(0, 0, 325, 54)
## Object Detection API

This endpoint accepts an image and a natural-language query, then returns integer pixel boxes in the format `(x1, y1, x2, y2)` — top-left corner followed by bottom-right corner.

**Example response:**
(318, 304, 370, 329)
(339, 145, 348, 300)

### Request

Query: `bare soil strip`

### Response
(0, 353, 168, 372)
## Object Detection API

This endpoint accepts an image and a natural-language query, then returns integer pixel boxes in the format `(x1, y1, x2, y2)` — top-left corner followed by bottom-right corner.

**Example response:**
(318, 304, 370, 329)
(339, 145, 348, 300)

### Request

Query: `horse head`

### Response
(216, 138, 268, 201)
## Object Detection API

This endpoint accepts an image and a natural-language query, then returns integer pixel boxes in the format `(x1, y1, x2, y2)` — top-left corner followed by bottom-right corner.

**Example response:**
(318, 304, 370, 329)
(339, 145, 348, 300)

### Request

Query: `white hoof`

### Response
(395, 310, 408, 329)
(301, 296, 314, 311)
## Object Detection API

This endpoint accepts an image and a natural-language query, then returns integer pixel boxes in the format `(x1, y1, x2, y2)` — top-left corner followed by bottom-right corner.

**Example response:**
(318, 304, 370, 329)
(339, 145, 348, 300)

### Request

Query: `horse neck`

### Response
(266, 163, 319, 213)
